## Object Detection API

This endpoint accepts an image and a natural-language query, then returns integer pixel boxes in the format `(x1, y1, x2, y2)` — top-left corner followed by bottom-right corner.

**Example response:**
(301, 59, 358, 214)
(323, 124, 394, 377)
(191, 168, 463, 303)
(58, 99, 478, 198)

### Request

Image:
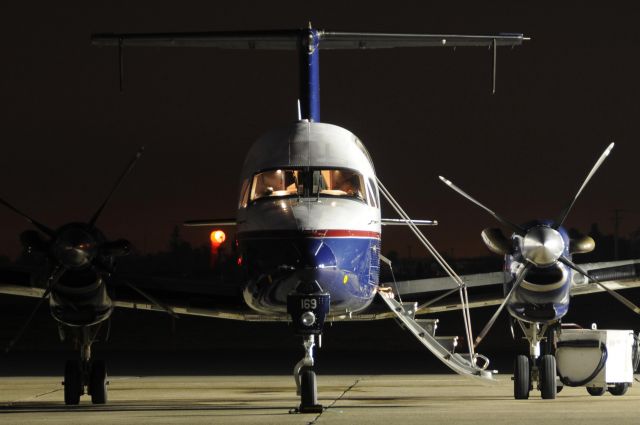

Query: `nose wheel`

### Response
(293, 335, 323, 413)
(299, 367, 320, 412)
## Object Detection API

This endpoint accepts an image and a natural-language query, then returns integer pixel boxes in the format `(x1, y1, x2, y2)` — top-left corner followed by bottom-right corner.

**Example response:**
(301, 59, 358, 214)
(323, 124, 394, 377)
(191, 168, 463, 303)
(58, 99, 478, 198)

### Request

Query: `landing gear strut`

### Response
(513, 322, 559, 400)
(287, 280, 329, 413)
(63, 326, 108, 405)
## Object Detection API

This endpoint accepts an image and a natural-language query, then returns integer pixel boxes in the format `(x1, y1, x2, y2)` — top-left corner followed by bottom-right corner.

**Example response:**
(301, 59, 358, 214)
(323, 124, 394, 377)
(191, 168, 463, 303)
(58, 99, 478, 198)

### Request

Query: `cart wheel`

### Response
(586, 386, 606, 396)
(609, 383, 628, 396)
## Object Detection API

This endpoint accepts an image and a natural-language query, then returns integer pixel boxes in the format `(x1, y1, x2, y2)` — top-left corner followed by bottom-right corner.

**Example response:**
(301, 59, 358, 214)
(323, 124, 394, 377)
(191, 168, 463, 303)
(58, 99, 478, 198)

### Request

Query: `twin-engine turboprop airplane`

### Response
(2, 26, 638, 411)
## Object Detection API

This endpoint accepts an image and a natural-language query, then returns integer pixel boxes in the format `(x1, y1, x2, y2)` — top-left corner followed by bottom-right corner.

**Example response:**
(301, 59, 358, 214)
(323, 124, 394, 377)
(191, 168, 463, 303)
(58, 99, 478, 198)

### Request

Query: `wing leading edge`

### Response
(386, 259, 640, 314)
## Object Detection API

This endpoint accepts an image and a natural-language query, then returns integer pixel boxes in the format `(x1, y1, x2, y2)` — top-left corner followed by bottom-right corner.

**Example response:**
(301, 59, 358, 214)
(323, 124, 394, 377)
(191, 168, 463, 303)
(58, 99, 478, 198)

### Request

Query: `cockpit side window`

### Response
(250, 169, 301, 201)
(239, 178, 250, 208)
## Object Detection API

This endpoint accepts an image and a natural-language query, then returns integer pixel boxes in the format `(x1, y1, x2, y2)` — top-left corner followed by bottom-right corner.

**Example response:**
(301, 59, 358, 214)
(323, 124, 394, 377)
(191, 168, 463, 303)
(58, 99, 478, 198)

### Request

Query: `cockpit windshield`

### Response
(250, 169, 301, 200)
(249, 168, 367, 203)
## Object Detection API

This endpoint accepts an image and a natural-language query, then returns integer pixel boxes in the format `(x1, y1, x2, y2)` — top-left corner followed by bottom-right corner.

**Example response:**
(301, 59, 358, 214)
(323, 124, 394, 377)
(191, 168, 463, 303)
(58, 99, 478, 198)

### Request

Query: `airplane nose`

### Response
(522, 226, 564, 267)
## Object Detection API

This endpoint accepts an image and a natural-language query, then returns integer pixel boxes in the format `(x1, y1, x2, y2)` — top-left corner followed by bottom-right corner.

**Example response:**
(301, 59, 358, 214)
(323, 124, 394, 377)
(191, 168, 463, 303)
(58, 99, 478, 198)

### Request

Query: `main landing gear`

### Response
(63, 326, 108, 405)
(513, 322, 559, 400)
(287, 280, 330, 414)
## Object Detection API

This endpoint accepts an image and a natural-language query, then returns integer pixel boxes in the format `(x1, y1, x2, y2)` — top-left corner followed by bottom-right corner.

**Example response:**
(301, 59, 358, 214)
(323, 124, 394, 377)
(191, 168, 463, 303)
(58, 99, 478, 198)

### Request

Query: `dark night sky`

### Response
(1, 1, 640, 260)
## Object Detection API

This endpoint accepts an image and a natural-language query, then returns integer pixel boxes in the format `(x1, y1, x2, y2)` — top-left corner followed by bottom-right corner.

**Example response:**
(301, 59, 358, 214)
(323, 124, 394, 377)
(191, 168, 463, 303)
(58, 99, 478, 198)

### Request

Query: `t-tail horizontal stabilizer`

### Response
(378, 290, 497, 383)
(92, 28, 529, 119)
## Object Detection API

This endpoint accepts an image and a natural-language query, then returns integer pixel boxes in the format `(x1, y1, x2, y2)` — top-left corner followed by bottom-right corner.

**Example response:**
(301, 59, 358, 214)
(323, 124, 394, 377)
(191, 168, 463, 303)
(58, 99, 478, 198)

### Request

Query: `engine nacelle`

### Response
(49, 275, 113, 327)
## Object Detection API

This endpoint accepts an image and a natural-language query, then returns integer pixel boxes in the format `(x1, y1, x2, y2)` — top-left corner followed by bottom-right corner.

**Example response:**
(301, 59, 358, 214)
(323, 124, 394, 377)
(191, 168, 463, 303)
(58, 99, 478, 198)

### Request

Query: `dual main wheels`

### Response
(514, 354, 557, 400)
(64, 360, 108, 405)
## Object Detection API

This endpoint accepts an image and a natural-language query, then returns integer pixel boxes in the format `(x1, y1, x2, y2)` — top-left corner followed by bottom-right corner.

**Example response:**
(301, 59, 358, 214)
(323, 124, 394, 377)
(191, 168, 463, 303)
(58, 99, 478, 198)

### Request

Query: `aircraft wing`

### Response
(387, 259, 640, 315)
(568, 259, 640, 296)
(0, 266, 287, 322)
(3, 259, 638, 321)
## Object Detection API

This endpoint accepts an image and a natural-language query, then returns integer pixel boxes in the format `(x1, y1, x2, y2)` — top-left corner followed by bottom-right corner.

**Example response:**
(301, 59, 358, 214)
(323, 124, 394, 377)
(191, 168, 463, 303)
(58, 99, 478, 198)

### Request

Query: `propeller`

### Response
(558, 256, 640, 314)
(1, 147, 148, 351)
(89, 146, 144, 228)
(439, 142, 615, 270)
(473, 263, 532, 349)
(439, 142, 627, 347)
(438, 176, 525, 235)
(4, 266, 65, 352)
(555, 142, 614, 229)
(2, 147, 144, 275)
(0, 198, 55, 237)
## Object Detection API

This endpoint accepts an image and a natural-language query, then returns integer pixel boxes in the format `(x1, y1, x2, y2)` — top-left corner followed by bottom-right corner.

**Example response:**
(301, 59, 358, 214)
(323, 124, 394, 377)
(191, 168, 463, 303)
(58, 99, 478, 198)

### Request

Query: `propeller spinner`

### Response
(51, 224, 101, 270)
(521, 225, 565, 267)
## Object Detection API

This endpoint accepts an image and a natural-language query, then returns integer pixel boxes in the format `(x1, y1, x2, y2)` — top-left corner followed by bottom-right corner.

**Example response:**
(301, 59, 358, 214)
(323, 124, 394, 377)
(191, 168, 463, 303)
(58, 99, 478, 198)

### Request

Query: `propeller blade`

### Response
(474, 262, 532, 349)
(559, 256, 640, 314)
(439, 176, 525, 235)
(0, 197, 55, 237)
(89, 146, 145, 227)
(4, 266, 65, 353)
(555, 142, 614, 228)
(122, 280, 179, 319)
(4, 293, 49, 353)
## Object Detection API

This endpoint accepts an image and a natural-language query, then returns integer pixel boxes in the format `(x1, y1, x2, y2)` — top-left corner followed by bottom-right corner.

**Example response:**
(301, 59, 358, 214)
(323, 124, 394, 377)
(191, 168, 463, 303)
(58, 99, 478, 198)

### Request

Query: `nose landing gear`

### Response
(287, 281, 329, 414)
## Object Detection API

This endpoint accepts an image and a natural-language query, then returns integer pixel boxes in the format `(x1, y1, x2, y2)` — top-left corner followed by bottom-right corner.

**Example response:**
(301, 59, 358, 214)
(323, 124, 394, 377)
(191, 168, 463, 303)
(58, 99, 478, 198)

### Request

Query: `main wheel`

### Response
(514, 355, 530, 400)
(539, 354, 557, 399)
(64, 360, 82, 405)
(609, 383, 629, 396)
(300, 368, 318, 407)
(586, 386, 606, 396)
(89, 360, 108, 404)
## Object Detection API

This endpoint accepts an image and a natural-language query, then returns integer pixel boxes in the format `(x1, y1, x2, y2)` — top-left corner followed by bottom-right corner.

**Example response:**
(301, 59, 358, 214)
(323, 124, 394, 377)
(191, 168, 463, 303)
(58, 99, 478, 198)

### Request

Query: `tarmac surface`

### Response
(1, 374, 639, 425)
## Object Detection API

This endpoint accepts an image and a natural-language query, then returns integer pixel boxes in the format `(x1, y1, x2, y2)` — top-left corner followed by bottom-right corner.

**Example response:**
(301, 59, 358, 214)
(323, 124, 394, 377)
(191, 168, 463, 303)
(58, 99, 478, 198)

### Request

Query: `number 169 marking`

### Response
(301, 299, 317, 309)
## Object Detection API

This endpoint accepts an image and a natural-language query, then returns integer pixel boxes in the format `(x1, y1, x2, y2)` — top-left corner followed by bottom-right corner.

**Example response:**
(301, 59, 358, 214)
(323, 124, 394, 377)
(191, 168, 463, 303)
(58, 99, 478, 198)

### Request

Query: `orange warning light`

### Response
(210, 230, 226, 246)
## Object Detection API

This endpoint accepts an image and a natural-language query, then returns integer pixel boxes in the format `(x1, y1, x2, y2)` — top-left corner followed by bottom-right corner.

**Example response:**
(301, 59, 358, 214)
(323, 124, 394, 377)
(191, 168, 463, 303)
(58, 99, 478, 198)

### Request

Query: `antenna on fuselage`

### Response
(297, 99, 302, 121)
